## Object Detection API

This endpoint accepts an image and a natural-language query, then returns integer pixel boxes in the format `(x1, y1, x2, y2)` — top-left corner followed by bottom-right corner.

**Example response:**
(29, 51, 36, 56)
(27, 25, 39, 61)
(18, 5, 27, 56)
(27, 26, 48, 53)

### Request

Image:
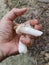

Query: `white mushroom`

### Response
(15, 24, 43, 54)
(18, 41, 28, 54)
(15, 24, 43, 36)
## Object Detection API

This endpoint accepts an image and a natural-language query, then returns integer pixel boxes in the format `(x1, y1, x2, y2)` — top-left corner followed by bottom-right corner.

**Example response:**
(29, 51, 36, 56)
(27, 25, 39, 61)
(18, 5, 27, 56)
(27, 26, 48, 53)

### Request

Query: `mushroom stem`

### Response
(18, 41, 27, 53)
(15, 24, 43, 36)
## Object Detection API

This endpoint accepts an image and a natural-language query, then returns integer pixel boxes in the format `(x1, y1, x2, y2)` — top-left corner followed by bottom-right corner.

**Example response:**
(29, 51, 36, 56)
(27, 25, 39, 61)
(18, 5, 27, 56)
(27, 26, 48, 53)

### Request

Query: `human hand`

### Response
(0, 8, 42, 60)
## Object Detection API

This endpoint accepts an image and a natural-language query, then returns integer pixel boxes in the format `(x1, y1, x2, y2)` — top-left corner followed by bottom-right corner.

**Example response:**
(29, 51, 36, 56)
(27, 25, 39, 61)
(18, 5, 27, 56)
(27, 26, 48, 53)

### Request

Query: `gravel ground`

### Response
(0, 0, 49, 65)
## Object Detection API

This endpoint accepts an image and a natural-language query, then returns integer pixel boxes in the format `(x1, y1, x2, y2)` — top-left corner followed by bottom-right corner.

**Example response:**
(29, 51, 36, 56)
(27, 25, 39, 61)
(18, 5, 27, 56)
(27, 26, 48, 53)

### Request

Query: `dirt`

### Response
(0, 0, 49, 65)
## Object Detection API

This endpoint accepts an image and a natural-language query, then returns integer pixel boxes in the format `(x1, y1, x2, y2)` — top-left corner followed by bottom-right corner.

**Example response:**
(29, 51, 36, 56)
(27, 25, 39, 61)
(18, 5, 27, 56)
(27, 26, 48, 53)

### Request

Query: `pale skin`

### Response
(0, 8, 42, 60)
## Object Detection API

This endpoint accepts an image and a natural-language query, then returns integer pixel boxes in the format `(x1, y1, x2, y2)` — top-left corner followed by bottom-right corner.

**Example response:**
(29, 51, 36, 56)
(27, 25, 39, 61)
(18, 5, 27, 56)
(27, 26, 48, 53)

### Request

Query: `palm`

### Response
(0, 19, 19, 56)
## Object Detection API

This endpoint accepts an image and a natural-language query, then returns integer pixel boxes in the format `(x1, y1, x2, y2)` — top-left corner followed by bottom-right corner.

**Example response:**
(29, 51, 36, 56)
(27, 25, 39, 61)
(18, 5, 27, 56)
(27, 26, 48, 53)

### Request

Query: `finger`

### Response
(34, 24, 42, 30)
(2, 8, 27, 21)
(30, 19, 38, 26)
(20, 35, 31, 47)
(24, 19, 38, 26)
(14, 19, 38, 28)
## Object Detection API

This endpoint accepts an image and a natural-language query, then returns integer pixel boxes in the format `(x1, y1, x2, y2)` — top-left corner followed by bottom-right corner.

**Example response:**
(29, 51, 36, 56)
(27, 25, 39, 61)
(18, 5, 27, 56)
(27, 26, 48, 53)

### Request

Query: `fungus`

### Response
(14, 24, 43, 54)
